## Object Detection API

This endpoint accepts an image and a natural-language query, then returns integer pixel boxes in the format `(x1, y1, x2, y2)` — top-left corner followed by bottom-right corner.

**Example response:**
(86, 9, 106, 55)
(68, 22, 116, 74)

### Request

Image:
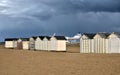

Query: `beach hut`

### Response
(35, 36, 44, 50)
(22, 38, 29, 50)
(108, 32, 120, 53)
(5, 38, 18, 49)
(93, 33, 110, 53)
(17, 38, 23, 49)
(43, 36, 51, 51)
(80, 33, 95, 53)
(50, 36, 66, 51)
(29, 36, 37, 50)
(16, 38, 29, 50)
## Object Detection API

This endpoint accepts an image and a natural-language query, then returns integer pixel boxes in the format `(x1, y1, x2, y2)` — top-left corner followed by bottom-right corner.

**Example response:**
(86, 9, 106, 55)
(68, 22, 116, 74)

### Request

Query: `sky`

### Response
(0, 0, 120, 41)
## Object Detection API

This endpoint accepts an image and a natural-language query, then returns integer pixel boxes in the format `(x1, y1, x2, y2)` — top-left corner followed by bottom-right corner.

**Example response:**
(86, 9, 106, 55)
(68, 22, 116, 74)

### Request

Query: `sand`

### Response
(0, 47, 120, 75)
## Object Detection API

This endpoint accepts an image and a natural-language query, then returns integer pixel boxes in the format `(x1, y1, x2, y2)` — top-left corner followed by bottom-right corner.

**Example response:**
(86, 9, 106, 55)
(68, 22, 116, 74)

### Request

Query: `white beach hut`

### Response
(43, 36, 50, 51)
(22, 38, 29, 50)
(50, 36, 66, 51)
(35, 36, 44, 50)
(16, 38, 29, 50)
(80, 33, 95, 53)
(108, 32, 120, 53)
(29, 36, 37, 50)
(5, 38, 18, 49)
(93, 33, 110, 53)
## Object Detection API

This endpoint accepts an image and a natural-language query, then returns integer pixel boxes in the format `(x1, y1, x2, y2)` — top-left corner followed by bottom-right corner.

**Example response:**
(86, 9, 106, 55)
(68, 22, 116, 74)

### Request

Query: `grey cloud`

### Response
(0, 0, 120, 41)
(1, 0, 120, 19)
(41, 0, 120, 14)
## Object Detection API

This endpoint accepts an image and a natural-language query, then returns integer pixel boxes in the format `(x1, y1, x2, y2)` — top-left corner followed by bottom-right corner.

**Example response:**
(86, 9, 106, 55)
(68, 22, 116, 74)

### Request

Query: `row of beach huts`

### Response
(5, 36, 66, 51)
(4, 32, 120, 53)
(80, 32, 120, 53)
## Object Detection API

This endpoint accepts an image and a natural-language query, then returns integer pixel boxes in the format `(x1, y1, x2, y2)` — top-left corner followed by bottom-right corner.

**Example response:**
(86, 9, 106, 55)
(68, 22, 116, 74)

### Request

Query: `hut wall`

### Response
(23, 41, 29, 50)
(56, 40, 66, 51)
(17, 39, 22, 49)
(5, 41, 14, 48)
(108, 38, 120, 53)
(29, 38, 35, 50)
(94, 38, 106, 53)
(50, 37, 57, 51)
(35, 38, 41, 50)
(42, 38, 49, 51)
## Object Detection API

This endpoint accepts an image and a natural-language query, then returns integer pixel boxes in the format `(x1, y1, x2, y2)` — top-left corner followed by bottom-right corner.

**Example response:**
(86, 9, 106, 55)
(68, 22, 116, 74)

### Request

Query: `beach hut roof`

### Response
(108, 32, 120, 38)
(19, 38, 29, 41)
(46, 36, 51, 40)
(43, 36, 51, 40)
(111, 32, 120, 35)
(54, 36, 66, 40)
(31, 36, 37, 40)
(96, 33, 110, 38)
(38, 36, 45, 40)
(83, 33, 96, 39)
(5, 38, 18, 41)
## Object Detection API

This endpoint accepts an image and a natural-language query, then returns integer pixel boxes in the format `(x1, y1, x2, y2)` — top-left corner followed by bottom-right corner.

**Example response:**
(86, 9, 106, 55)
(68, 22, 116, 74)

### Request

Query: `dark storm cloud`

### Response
(0, 0, 120, 41)
(26, 0, 120, 20)
(46, 12, 120, 33)
(41, 0, 120, 13)
(1, 0, 120, 19)
(70, 0, 120, 12)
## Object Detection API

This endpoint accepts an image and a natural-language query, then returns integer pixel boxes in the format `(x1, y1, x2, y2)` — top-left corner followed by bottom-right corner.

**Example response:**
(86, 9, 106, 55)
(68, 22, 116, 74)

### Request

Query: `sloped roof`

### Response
(83, 33, 96, 39)
(31, 36, 37, 40)
(96, 33, 110, 38)
(38, 36, 45, 40)
(5, 38, 18, 41)
(38, 36, 51, 40)
(19, 38, 29, 41)
(46, 36, 51, 40)
(54, 36, 66, 40)
(104, 33, 111, 37)
(42, 36, 51, 40)
(108, 32, 120, 38)
(112, 32, 120, 36)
